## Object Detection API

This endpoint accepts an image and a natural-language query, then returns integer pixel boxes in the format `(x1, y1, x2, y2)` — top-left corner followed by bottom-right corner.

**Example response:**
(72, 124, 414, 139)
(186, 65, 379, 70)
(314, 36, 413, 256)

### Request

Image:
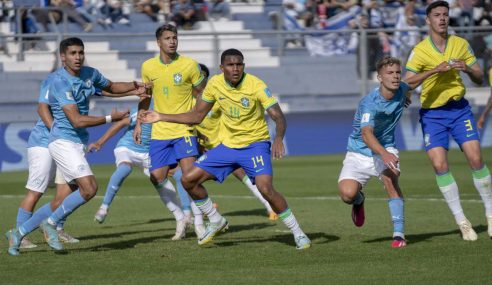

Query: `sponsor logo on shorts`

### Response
(255, 168, 264, 173)
(33, 178, 42, 186)
(466, 133, 475, 138)
(77, 164, 86, 172)
(186, 149, 193, 154)
(196, 154, 207, 163)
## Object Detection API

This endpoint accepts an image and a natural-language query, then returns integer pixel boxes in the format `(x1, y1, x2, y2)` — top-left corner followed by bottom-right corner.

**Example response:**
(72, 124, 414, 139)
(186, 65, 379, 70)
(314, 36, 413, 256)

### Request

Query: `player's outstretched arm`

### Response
(361, 126, 398, 172)
(102, 81, 152, 98)
(405, 61, 451, 90)
(38, 103, 54, 129)
(63, 105, 129, 128)
(88, 117, 130, 152)
(266, 103, 286, 159)
(478, 90, 492, 129)
(140, 96, 212, 125)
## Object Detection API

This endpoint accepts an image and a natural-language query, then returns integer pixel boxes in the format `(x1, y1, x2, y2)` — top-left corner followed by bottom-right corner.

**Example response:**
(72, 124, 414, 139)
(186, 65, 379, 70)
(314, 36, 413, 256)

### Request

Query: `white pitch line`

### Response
(0, 194, 484, 203)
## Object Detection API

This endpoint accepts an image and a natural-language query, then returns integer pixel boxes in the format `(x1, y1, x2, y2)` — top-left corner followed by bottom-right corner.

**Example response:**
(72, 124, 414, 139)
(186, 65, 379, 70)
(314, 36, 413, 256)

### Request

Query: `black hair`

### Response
(155, 24, 178, 39)
(59, 37, 84, 54)
(426, 0, 449, 15)
(199, 63, 210, 78)
(220, 49, 244, 64)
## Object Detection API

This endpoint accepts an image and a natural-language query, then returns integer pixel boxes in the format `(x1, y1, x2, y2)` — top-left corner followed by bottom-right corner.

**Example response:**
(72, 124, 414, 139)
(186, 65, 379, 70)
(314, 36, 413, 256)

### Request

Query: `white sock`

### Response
(190, 200, 204, 225)
(242, 176, 274, 212)
(473, 174, 492, 217)
(279, 208, 304, 237)
(155, 179, 185, 221)
(100, 204, 109, 211)
(439, 182, 466, 224)
(195, 197, 222, 223)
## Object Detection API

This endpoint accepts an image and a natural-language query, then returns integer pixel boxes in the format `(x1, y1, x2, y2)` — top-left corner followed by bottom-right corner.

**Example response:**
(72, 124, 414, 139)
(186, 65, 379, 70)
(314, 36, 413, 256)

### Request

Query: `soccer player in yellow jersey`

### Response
(405, 1, 492, 240)
(477, 68, 492, 130)
(135, 24, 206, 240)
(141, 49, 311, 250)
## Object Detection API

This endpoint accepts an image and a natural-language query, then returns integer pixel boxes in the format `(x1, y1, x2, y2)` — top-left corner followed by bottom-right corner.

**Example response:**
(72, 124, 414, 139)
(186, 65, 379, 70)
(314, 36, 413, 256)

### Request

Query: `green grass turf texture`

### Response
(1, 148, 491, 284)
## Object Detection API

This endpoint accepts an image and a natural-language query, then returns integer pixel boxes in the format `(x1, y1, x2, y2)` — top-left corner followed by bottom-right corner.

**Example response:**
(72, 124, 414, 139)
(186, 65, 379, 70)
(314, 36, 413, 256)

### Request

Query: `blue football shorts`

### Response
(149, 136, 199, 171)
(193, 141, 273, 183)
(419, 98, 479, 151)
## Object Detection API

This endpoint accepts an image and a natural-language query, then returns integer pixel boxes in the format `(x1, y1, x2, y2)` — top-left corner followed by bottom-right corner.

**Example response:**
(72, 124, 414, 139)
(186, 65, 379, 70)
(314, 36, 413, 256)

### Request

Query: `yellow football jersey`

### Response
(406, 35, 477, 109)
(196, 103, 222, 150)
(141, 54, 204, 140)
(201, 73, 277, 148)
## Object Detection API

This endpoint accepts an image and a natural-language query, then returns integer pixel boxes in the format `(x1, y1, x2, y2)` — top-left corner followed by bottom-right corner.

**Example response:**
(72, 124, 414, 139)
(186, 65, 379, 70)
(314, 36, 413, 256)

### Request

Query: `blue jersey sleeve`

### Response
(359, 101, 376, 128)
(38, 79, 51, 104)
(51, 76, 77, 107)
(93, 69, 110, 90)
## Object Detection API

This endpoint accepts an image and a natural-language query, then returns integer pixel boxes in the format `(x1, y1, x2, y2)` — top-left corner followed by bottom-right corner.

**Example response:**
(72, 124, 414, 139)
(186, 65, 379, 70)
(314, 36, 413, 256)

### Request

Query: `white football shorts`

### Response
(338, 147, 400, 186)
(25, 147, 56, 193)
(48, 139, 93, 183)
(114, 146, 151, 172)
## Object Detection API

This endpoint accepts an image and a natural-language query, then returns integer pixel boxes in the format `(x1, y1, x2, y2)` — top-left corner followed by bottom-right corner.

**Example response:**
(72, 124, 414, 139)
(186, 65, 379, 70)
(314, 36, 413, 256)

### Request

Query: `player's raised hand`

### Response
(140, 110, 161, 124)
(87, 142, 102, 152)
(272, 137, 285, 160)
(111, 108, 130, 122)
(133, 121, 142, 144)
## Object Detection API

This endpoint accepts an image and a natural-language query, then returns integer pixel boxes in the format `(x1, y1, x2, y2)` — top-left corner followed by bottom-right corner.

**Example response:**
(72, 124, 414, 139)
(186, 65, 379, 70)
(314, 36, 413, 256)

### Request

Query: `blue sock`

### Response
(56, 218, 67, 231)
(49, 190, 87, 225)
(19, 203, 52, 236)
(102, 164, 132, 206)
(173, 168, 191, 211)
(16, 208, 32, 228)
(388, 198, 405, 238)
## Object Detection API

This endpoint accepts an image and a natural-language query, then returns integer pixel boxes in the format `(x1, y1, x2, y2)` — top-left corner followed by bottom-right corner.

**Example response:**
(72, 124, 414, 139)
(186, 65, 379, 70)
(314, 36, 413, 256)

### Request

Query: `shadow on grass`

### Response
(77, 227, 168, 241)
(363, 224, 488, 244)
(223, 208, 269, 218)
(212, 232, 339, 248)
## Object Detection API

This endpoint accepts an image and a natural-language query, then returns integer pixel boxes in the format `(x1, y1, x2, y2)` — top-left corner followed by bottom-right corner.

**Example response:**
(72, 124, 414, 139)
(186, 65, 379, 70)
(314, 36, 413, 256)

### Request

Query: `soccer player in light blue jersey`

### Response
(8, 75, 79, 252)
(338, 56, 418, 248)
(5, 37, 150, 256)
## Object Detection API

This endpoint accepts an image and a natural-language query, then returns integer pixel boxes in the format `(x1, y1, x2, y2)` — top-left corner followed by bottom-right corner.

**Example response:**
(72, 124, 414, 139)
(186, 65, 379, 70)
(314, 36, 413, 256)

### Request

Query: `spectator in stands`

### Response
(171, 0, 196, 29)
(50, 0, 94, 32)
(209, 0, 231, 20)
(99, 0, 131, 25)
(135, 0, 170, 22)
(474, 0, 492, 26)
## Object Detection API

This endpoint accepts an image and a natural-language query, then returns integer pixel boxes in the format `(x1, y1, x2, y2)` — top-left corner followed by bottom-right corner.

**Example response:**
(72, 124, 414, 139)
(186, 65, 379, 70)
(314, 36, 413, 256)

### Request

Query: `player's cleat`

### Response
(391, 236, 407, 248)
(268, 211, 279, 221)
(94, 207, 108, 224)
(5, 229, 22, 256)
(40, 219, 63, 251)
(194, 224, 206, 239)
(57, 229, 80, 243)
(294, 235, 311, 250)
(198, 217, 229, 245)
(351, 192, 365, 227)
(487, 216, 492, 238)
(458, 219, 477, 241)
(20, 237, 38, 249)
(171, 219, 188, 241)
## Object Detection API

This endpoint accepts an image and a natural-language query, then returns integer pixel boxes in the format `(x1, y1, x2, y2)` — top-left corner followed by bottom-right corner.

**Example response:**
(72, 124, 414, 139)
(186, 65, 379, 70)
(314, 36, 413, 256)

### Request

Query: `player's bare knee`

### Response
(181, 173, 198, 190)
(338, 182, 358, 203)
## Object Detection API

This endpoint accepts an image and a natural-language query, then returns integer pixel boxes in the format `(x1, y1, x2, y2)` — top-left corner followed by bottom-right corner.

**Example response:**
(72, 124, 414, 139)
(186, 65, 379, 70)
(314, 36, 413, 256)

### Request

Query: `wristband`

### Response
(105, 115, 112, 124)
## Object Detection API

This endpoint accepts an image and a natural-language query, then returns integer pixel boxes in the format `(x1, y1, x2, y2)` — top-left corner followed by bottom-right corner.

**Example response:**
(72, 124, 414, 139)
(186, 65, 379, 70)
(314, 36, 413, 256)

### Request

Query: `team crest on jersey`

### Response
(241, 97, 250, 108)
(66, 91, 74, 100)
(424, 134, 431, 147)
(264, 88, 272, 98)
(173, 73, 183, 85)
(85, 79, 92, 88)
(361, 113, 370, 123)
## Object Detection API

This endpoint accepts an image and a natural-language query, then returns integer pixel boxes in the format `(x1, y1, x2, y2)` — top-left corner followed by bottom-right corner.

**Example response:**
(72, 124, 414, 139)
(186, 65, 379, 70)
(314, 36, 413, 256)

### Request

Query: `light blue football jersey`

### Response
(347, 82, 409, 157)
(115, 106, 152, 153)
(49, 67, 110, 145)
(27, 74, 54, 148)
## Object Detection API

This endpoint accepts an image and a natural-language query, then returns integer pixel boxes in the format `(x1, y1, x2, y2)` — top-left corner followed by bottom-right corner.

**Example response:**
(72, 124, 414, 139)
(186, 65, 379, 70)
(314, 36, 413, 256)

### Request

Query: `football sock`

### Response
(436, 172, 466, 224)
(102, 163, 132, 207)
(353, 191, 364, 205)
(154, 179, 185, 221)
(472, 166, 492, 217)
(190, 200, 204, 225)
(16, 208, 32, 228)
(388, 198, 404, 238)
(48, 190, 87, 226)
(279, 208, 304, 237)
(241, 176, 274, 212)
(173, 168, 191, 212)
(18, 203, 53, 237)
(195, 197, 222, 223)
(56, 218, 66, 231)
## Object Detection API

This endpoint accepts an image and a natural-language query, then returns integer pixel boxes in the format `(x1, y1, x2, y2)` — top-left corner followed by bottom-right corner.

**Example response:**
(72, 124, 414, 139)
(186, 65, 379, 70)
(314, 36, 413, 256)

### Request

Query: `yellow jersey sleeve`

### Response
(489, 68, 492, 86)
(254, 80, 278, 110)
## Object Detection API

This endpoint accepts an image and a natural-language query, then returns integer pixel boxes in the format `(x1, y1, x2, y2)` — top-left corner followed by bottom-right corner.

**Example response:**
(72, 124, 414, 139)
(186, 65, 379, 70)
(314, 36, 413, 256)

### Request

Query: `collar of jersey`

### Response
(428, 34, 450, 54)
(61, 66, 82, 81)
(159, 53, 180, 65)
(224, 73, 246, 89)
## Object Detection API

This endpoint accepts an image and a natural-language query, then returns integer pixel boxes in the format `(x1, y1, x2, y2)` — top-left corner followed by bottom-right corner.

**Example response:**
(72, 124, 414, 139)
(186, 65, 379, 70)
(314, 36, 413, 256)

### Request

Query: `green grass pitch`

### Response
(1, 148, 491, 284)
